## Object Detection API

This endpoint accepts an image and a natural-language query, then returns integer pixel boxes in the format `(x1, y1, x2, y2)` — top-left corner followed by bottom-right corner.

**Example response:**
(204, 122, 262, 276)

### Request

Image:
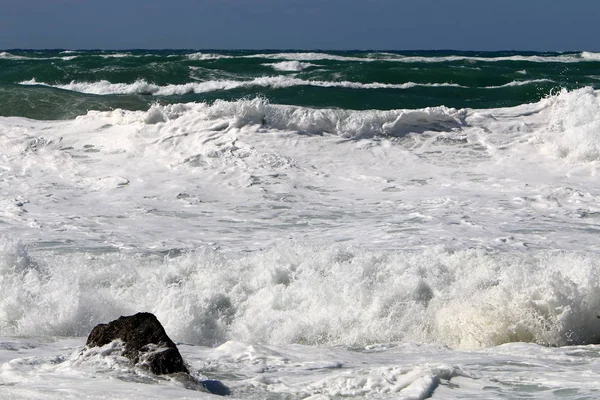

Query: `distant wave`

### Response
(50, 95, 462, 139)
(19, 77, 466, 96)
(0, 51, 154, 61)
(245, 52, 369, 62)
(241, 51, 600, 64)
(0, 52, 29, 60)
(581, 51, 600, 61)
(18, 76, 556, 97)
(263, 61, 317, 71)
(0, 52, 78, 61)
(99, 53, 132, 59)
(193, 97, 466, 138)
(63, 86, 600, 161)
(483, 79, 554, 89)
(186, 52, 233, 61)
(384, 53, 596, 63)
(4, 51, 600, 64)
(11, 82, 600, 161)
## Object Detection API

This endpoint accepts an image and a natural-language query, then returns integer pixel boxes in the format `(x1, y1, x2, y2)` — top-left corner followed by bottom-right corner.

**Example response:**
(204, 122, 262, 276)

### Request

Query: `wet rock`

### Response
(86, 312, 231, 395)
(85, 312, 188, 375)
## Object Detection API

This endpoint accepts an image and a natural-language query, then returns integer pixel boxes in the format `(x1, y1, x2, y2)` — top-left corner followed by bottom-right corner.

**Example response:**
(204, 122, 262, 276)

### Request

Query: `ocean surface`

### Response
(1, 49, 600, 399)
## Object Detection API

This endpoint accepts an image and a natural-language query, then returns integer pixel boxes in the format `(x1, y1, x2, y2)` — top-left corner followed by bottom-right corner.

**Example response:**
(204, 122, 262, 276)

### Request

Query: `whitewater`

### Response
(2, 50, 600, 399)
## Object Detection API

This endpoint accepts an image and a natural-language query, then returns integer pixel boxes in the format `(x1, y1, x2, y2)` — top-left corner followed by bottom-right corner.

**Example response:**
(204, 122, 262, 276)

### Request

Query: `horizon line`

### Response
(2, 48, 597, 53)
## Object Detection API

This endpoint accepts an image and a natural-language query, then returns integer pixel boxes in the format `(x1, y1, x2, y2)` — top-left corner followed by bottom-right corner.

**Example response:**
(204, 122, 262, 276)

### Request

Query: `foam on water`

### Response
(2, 89, 600, 253)
(186, 52, 233, 61)
(4, 51, 600, 64)
(99, 53, 132, 58)
(2, 86, 600, 398)
(189, 97, 465, 137)
(465, 87, 600, 164)
(0, 51, 28, 60)
(19, 77, 466, 96)
(581, 51, 600, 61)
(4, 334, 600, 399)
(243, 51, 600, 63)
(52, 86, 600, 161)
(1, 237, 600, 350)
(245, 52, 370, 62)
(0, 52, 78, 61)
(483, 78, 553, 88)
(264, 61, 317, 71)
(0, 337, 215, 399)
(530, 87, 600, 162)
(5, 48, 600, 398)
(390, 53, 595, 63)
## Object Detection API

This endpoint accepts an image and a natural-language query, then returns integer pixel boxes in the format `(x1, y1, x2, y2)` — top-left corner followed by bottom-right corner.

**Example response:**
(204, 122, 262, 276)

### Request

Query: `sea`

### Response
(1, 49, 600, 399)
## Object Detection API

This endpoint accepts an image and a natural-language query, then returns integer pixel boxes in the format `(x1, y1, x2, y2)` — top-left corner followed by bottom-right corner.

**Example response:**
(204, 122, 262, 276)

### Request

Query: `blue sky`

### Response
(2, 0, 599, 50)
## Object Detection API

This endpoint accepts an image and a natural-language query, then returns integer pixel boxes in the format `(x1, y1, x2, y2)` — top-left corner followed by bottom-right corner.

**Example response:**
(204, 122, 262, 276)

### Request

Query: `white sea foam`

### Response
(264, 61, 317, 71)
(581, 51, 600, 61)
(1, 89, 600, 254)
(529, 87, 600, 162)
(0, 52, 28, 60)
(4, 51, 599, 64)
(0, 52, 78, 61)
(483, 79, 553, 89)
(4, 334, 600, 399)
(3, 87, 600, 399)
(186, 52, 233, 61)
(1, 89, 600, 349)
(0, 337, 215, 399)
(243, 52, 600, 63)
(246, 52, 370, 62)
(1, 238, 600, 350)
(19, 77, 466, 95)
(391, 54, 588, 63)
(99, 53, 132, 59)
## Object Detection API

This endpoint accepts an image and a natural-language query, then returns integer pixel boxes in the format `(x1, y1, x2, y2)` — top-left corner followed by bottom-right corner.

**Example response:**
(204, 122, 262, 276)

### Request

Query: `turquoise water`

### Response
(1, 50, 599, 119)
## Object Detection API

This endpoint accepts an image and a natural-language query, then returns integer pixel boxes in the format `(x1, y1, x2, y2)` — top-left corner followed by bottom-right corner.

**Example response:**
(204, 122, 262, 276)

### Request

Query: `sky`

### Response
(2, 0, 599, 51)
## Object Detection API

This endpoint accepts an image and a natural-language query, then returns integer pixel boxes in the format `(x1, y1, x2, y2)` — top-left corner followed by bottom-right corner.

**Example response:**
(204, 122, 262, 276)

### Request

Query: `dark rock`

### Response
(86, 312, 231, 396)
(85, 312, 188, 375)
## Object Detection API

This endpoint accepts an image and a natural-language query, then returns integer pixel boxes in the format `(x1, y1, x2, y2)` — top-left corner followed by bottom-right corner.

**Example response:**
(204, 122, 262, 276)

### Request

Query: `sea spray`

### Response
(2, 239, 600, 349)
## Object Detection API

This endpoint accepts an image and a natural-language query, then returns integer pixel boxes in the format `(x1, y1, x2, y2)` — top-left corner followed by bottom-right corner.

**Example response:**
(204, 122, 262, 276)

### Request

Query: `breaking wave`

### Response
(19, 77, 466, 96)
(530, 87, 600, 162)
(2, 238, 600, 349)
(242, 51, 600, 63)
(483, 79, 554, 89)
(264, 61, 317, 71)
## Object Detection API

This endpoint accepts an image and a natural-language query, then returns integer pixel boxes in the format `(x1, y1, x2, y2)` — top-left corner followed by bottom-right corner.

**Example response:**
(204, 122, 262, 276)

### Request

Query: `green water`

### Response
(1, 50, 598, 119)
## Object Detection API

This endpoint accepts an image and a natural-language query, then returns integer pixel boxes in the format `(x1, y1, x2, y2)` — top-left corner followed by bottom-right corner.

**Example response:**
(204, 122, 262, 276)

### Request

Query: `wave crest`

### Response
(2, 241, 600, 349)
(97, 97, 465, 139)
(19, 77, 465, 96)
(264, 61, 316, 71)
(532, 87, 600, 162)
